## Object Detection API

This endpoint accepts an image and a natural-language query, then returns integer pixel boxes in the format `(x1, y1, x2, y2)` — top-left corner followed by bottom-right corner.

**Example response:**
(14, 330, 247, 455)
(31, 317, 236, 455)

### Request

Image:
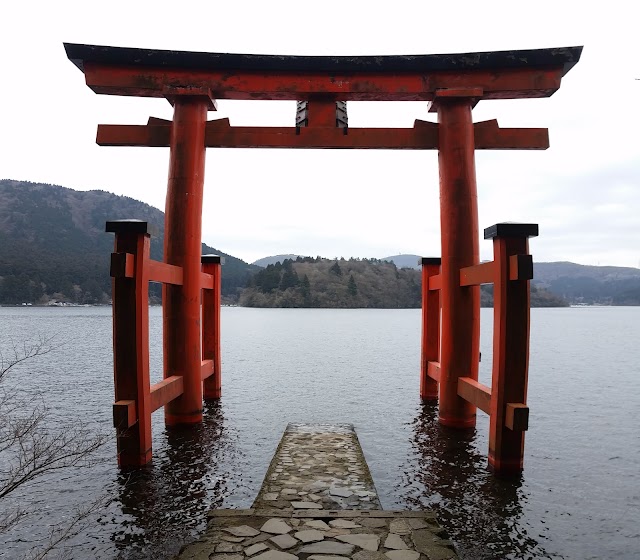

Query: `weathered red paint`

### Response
(83, 62, 565, 101)
(460, 261, 495, 286)
(488, 232, 533, 474)
(148, 259, 183, 285)
(113, 399, 136, 429)
(163, 98, 208, 426)
(96, 121, 547, 151)
(305, 98, 339, 127)
(457, 377, 491, 415)
(201, 359, 214, 380)
(109, 225, 152, 467)
(427, 361, 441, 383)
(150, 375, 184, 412)
(435, 97, 481, 429)
(202, 257, 222, 399)
(420, 259, 441, 401)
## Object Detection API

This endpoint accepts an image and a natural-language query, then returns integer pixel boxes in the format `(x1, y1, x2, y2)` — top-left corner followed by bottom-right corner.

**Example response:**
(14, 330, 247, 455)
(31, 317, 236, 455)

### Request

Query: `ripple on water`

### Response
(0, 306, 638, 559)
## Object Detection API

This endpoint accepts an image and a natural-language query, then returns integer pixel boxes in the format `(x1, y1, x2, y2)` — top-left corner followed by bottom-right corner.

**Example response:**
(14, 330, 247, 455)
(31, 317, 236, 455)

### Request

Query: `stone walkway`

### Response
(175, 424, 457, 560)
(252, 424, 381, 511)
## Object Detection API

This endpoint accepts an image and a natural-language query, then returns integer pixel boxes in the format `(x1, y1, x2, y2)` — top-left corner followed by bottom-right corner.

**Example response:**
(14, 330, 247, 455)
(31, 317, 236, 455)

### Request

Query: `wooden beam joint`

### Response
(428, 274, 442, 291)
(110, 252, 135, 278)
(474, 119, 549, 150)
(460, 261, 495, 286)
(113, 399, 137, 428)
(428, 87, 483, 112)
(201, 359, 214, 380)
(457, 377, 491, 415)
(505, 403, 529, 431)
(509, 254, 534, 281)
(150, 375, 184, 412)
(163, 85, 217, 111)
(427, 361, 441, 382)
(148, 260, 183, 285)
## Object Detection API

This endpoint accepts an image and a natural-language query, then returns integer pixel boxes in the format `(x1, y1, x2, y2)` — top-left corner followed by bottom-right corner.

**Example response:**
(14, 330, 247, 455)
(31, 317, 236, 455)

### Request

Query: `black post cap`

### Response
(105, 219, 151, 235)
(201, 254, 224, 264)
(420, 257, 442, 266)
(484, 223, 539, 240)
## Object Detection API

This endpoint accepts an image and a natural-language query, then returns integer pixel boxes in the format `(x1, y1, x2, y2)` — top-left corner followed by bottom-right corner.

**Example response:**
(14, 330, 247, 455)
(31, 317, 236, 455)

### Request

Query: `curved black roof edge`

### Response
(64, 43, 583, 76)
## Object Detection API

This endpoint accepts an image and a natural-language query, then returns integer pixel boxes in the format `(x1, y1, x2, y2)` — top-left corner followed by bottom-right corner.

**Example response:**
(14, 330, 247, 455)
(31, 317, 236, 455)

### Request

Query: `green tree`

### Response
(256, 265, 281, 293)
(300, 274, 312, 305)
(347, 274, 358, 297)
(329, 261, 342, 277)
(278, 260, 300, 292)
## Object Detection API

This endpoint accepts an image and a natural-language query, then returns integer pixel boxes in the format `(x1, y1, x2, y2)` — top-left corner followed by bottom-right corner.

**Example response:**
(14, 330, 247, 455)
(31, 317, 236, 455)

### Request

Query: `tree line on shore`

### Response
(3, 179, 640, 307)
(240, 256, 569, 308)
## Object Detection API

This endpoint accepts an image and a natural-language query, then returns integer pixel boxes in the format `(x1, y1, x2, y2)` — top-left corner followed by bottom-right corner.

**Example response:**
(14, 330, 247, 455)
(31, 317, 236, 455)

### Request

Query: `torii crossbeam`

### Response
(65, 43, 582, 472)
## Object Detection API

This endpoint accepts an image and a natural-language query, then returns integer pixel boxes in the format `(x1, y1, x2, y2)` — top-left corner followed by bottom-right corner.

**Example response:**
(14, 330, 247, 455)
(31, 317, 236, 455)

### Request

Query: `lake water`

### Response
(0, 306, 638, 559)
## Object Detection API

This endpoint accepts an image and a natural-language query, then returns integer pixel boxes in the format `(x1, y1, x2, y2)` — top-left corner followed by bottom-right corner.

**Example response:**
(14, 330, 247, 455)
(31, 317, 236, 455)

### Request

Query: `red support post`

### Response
(420, 257, 441, 401)
(163, 97, 209, 426)
(433, 94, 481, 428)
(486, 222, 538, 474)
(107, 219, 152, 467)
(202, 255, 222, 399)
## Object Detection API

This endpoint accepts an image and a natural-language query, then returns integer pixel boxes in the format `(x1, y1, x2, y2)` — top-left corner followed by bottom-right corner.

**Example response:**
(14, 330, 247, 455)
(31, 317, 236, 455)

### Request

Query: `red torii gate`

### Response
(65, 43, 581, 474)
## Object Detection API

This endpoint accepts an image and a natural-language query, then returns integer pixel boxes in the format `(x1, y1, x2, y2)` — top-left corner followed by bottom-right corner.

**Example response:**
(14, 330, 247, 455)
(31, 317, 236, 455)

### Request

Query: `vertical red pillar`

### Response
(107, 219, 152, 467)
(163, 97, 209, 426)
(420, 257, 441, 401)
(487, 223, 537, 474)
(202, 254, 222, 399)
(434, 94, 481, 428)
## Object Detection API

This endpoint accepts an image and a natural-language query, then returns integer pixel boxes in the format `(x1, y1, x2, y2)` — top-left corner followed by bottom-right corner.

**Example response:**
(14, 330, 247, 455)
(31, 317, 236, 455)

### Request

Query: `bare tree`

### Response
(0, 335, 110, 557)
(0, 335, 60, 383)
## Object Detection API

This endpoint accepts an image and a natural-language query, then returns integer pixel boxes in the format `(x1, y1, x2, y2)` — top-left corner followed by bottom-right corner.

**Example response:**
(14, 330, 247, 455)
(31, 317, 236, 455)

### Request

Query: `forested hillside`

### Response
(240, 257, 568, 308)
(0, 180, 259, 304)
(252, 254, 301, 267)
(241, 257, 421, 308)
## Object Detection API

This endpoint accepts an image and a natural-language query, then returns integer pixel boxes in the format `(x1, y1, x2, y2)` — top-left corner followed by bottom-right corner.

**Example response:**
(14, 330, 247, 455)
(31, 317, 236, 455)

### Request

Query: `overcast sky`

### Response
(1, 1, 638, 267)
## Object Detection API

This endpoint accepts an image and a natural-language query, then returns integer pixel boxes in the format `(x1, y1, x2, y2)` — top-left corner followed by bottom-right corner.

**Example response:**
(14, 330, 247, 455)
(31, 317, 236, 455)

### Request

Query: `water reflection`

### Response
(399, 403, 551, 560)
(111, 402, 233, 560)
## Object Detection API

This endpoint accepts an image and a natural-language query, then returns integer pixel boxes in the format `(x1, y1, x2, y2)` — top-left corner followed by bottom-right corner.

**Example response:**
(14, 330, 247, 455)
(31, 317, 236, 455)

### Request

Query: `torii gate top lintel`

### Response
(64, 43, 582, 102)
(64, 43, 582, 151)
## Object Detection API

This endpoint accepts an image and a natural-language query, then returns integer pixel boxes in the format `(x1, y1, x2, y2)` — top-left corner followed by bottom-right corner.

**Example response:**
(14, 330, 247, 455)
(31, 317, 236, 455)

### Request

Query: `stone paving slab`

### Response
(177, 511, 456, 560)
(175, 424, 457, 560)
(252, 424, 381, 512)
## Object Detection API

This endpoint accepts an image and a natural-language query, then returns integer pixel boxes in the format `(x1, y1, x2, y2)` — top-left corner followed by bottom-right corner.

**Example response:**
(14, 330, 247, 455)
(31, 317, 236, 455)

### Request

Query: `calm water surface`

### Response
(0, 306, 638, 559)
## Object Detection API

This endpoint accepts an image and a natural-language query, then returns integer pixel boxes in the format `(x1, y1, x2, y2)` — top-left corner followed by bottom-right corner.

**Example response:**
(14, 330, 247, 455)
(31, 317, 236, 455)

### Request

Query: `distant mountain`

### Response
(533, 262, 640, 305)
(534, 261, 640, 282)
(381, 254, 422, 269)
(252, 254, 304, 268)
(0, 180, 260, 304)
(381, 256, 640, 305)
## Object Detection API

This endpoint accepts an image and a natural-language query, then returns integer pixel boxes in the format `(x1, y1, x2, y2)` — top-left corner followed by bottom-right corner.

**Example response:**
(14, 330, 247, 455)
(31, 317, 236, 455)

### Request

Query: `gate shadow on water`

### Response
(110, 401, 235, 560)
(398, 403, 552, 560)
